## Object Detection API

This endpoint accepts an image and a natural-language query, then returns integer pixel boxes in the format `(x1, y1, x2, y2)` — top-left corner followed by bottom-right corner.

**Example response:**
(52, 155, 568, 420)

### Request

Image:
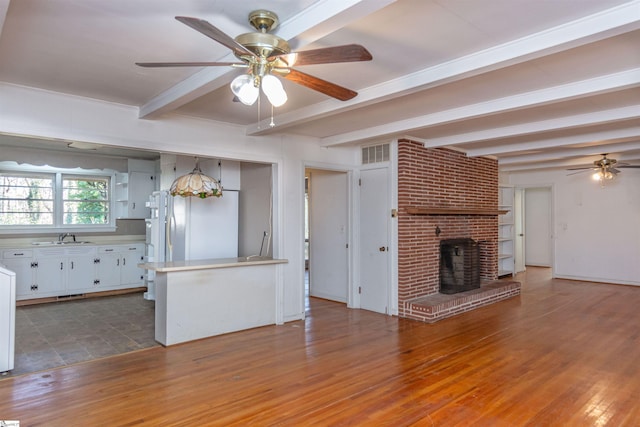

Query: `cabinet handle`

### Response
(14, 253, 24, 256)
(123, 258, 126, 266)
(60, 262, 63, 270)
(71, 261, 75, 269)
(117, 259, 120, 266)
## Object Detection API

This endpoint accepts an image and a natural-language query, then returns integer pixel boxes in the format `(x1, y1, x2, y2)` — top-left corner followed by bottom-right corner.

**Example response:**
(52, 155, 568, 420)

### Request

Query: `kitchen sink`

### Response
(31, 241, 93, 245)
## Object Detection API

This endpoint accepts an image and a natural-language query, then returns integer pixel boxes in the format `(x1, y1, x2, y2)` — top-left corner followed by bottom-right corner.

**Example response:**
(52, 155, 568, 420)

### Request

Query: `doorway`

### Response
(514, 186, 553, 271)
(305, 168, 349, 303)
(524, 187, 553, 267)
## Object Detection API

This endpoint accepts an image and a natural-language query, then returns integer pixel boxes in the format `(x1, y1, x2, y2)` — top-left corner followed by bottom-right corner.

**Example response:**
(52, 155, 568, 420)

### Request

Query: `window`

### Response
(62, 176, 110, 225)
(0, 173, 54, 225)
(0, 171, 112, 229)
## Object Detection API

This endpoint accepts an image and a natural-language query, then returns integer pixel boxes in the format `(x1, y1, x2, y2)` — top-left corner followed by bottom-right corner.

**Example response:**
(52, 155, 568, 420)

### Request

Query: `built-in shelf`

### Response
(498, 185, 515, 277)
(405, 207, 509, 216)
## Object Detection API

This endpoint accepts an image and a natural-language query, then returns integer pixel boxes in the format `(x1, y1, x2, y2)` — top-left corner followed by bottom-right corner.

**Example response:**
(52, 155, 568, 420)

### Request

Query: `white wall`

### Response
(238, 163, 273, 258)
(508, 169, 640, 286)
(0, 82, 361, 322)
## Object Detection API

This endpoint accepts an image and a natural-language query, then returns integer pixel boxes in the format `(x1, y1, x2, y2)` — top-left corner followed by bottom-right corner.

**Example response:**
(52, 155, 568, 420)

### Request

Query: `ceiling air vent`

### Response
(362, 143, 390, 164)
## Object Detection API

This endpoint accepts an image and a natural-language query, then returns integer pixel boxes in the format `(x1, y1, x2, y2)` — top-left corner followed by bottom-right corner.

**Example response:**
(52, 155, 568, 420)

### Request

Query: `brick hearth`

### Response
(397, 140, 520, 322)
(405, 279, 521, 323)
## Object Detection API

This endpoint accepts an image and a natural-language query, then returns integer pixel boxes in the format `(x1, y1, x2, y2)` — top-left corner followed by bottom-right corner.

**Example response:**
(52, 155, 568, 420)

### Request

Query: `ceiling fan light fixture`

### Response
(592, 170, 614, 182)
(230, 74, 259, 105)
(261, 74, 287, 107)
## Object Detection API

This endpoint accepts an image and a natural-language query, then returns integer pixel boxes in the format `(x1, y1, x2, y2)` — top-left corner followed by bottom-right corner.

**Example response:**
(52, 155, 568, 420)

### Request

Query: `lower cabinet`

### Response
(95, 244, 145, 291)
(2, 243, 145, 301)
(1, 249, 35, 299)
(33, 246, 98, 297)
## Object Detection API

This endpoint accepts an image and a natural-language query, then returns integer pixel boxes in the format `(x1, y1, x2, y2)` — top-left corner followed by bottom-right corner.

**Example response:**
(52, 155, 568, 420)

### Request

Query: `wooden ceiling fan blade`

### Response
(270, 44, 372, 66)
(619, 165, 640, 168)
(566, 166, 593, 171)
(136, 61, 244, 67)
(175, 16, 257, 58)
(280, 68, 357, 101)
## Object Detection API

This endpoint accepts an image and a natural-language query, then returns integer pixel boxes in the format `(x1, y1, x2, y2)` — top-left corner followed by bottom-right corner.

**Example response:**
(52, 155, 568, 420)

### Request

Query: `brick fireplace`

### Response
(397, 140, 520, 322)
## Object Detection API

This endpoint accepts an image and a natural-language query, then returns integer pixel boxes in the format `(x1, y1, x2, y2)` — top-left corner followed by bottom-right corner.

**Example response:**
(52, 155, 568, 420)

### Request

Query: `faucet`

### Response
(59, 233, 76, 242)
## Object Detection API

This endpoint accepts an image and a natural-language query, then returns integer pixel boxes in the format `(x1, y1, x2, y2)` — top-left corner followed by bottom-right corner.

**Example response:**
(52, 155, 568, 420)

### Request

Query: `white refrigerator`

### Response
(145, 190, 239, 299)
(0, 264, 16, 373)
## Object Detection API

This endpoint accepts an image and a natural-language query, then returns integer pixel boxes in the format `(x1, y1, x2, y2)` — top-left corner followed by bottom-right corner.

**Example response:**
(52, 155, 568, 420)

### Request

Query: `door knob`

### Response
(379, 246, 386, 252)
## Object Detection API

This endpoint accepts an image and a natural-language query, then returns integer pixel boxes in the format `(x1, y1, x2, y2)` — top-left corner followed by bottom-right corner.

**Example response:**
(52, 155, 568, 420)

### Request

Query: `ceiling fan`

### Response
(136, 10, 372, 107)
(567, 154, 640, 182)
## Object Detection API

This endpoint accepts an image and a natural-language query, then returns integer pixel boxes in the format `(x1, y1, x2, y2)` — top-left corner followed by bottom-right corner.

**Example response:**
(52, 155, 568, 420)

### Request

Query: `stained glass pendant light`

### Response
(170, 157, 222, 198)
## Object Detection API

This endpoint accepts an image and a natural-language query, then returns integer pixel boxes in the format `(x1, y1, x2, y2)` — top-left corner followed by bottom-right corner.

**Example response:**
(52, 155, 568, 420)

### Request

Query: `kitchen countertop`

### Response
(139, 257, 288, 273)
(0, 239, 145, 249)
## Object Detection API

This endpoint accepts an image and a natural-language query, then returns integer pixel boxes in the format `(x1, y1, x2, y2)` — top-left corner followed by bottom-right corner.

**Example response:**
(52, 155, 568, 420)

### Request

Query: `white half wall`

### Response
(508, 169, 640, 286)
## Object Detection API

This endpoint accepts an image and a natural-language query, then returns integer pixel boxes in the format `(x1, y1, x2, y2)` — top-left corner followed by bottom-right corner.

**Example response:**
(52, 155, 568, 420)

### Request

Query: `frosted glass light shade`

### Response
(261, 74, 288, 107)
(230, 74, 259, 106)
(592, 170, 614, 182)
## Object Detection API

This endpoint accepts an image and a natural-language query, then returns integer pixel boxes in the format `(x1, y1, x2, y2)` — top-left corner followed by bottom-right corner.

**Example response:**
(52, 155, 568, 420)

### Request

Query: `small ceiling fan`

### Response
(136, 10, 372, 107)
(567, 154, 640, 182)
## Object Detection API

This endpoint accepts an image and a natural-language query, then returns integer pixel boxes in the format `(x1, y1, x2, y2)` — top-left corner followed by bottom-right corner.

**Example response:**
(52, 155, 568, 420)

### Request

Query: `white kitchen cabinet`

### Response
(33, 247, 97, 297)
(96, 244, 145, 290)
(121, 245, 145, 285)
(3, 243, 144, 301)
(128, 171, 155, 218)
(498, 185, 515, 277)
(66, 251, 99, 293)
(1, 249, 35, 299)
(115, 159, 157, 219)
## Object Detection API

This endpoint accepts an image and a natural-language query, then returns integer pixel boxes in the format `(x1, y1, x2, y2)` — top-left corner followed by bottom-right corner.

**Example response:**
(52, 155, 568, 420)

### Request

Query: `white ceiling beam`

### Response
(322, 68, 640, 147)
(138, 0, 394, 119)
(248, 0, 640, 136)
(282, 0, 397, 51)
(467, 127, 640, 158)
(498, 141, 640, 166)
(422, 105, 640, 148)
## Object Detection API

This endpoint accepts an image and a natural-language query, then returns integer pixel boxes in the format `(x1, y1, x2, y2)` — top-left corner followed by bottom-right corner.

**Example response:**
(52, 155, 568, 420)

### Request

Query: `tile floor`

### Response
(3, 293, 157, 378)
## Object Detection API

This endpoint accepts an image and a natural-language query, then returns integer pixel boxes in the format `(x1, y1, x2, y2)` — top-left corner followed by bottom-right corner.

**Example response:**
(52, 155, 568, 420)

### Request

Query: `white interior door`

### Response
(359, 167, 389, 314)
(525, 187, 552, 267)
(308, 170, 349, 302)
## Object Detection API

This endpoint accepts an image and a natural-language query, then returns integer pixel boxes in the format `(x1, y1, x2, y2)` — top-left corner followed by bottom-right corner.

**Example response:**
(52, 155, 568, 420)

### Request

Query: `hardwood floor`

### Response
(1, 267, 640, 426)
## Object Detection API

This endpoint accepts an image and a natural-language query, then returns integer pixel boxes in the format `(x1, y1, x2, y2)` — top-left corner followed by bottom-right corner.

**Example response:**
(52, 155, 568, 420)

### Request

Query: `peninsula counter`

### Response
(139, 257, 288, 346)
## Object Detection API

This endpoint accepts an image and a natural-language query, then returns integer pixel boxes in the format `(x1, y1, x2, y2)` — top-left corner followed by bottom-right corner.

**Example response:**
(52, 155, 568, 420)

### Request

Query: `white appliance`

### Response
(144, 190, 239, 300)
(0, 264, 16, 373)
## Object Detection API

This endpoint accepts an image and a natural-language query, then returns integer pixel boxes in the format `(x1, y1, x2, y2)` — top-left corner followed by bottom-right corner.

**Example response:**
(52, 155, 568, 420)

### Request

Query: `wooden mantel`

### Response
(406, 207, 508, 216)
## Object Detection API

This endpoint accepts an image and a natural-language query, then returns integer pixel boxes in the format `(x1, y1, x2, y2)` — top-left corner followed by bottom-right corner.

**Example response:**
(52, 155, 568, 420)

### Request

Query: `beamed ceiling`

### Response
(0, 0, 639, 171)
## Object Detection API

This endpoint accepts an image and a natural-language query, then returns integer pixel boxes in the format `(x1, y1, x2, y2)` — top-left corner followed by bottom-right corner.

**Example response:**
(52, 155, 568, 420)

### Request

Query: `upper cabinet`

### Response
(115, 159, 158, 219)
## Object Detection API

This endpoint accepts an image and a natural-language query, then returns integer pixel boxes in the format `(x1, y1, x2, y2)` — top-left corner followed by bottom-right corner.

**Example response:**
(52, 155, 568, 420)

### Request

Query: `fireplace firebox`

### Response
(439, 238, 480, 294)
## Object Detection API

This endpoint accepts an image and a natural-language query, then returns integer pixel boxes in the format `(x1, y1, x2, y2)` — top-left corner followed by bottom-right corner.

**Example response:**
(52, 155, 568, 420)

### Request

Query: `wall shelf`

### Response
(405, 207, 508, 216)
(498, 185, 515, 277)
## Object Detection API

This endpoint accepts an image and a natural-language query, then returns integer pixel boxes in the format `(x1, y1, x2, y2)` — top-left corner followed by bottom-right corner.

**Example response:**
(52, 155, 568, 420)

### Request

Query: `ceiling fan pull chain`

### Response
(270, 103, 275, 128)
(257, 91, 261, 129)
